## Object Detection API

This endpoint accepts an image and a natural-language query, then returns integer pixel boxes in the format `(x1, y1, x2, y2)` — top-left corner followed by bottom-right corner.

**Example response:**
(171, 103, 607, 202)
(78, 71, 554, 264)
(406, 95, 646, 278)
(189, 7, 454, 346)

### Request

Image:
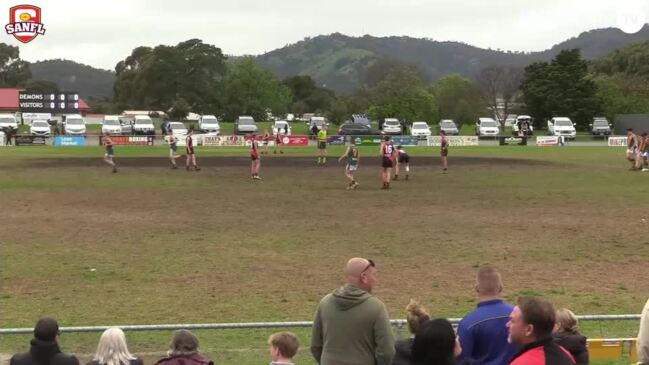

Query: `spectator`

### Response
(638, 297, 649, 365)
(457, 267, 515, 365)
(268, 332, 299, 365)
(393, 300, 431, 365)
(311, 258, 395, 365)
(507, 297, 575, 365)
(412, 319, 462, 365)
(552, 309, 588, 365)
(153, 330, 214, 365)
(88, 328, 142, 365)
(10, 318, 79, 365)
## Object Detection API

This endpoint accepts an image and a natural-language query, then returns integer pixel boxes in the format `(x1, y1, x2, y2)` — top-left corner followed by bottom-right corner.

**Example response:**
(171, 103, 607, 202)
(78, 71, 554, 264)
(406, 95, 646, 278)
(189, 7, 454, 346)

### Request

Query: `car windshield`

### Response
(66, 119, 84, 125)
(103, 120, 119, 125)
(0, 117, 15, 124)
(135, 119, 152, 125)
(202, 118, 217, 123)
(385, 120, 399, 125)
(441, 121, 456, 128)
(169, 123, 186, 130)
(311, 119, 325, 126)
(239, 118, 254, 125)
(555, 120, 572, 127)
(593, 120, 608, 126)
(413, 124, 428, 129)
(275, 122, 287, 128)
(481, 121, 498, 127)
(32, 121, 48, 127)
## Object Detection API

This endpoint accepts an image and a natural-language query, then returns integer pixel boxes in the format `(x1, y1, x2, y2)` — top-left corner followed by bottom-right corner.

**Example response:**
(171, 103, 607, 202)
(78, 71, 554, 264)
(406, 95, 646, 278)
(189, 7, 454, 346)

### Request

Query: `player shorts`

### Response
(105, 147, 114, 157)
(441, 148, 448, 157)
(318, 141, 327, 149)
(346, 164, 358, 172)
(251, 151, 259, 161)
(170, 144, 177, 153)
(382, 156, 394, 168)
(399, 154, 410, 164)
(186, 147, 194, 155)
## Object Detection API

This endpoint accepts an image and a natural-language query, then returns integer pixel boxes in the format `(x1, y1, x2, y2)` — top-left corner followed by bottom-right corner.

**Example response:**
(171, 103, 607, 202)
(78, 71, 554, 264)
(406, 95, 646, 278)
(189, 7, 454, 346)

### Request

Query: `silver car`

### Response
(235, 116, 258, 135)
(439, 119, 459, 135)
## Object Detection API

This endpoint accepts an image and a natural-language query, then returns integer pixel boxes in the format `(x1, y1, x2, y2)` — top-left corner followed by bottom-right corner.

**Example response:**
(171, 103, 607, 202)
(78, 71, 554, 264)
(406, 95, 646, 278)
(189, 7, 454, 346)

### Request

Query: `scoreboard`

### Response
(18, 92, 80, 113)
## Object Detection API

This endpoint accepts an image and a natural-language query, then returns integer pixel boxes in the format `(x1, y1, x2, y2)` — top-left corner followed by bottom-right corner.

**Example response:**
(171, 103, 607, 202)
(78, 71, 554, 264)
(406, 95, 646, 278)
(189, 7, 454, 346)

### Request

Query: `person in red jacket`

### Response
(507, 297, 575, 365)
(153, 330, 213, 365)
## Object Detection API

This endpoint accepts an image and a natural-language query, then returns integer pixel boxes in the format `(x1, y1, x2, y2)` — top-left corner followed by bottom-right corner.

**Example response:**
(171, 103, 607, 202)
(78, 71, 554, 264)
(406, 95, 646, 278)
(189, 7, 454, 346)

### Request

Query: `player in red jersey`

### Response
(250, 133, 262, 180)
(440, 130, 449, 174)
(185, 129, 200, 171)
(379, 135, 396, 189)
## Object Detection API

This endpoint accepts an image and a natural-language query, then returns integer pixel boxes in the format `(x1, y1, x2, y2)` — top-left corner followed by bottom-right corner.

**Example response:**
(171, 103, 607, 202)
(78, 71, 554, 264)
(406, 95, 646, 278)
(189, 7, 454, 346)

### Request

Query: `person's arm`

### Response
(339, 146, 350, 162)
(374, 303, 396, 365)
(379, 143, 384, 157)
(311, 304, 324, 363)
(457, 319, 475, 364)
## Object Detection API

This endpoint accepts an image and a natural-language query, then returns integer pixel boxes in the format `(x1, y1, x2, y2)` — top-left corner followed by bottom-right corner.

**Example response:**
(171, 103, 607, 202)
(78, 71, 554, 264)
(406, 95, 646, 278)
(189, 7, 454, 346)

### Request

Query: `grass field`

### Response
(1, 145, 647, 365)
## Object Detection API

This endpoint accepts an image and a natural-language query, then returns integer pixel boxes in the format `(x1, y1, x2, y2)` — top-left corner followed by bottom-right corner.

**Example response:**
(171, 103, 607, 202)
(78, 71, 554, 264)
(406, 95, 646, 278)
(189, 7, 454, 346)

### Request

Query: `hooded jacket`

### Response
(311, 284, 395, 365)
(10, 339, 79, 365)
(552, 331, 588, 365)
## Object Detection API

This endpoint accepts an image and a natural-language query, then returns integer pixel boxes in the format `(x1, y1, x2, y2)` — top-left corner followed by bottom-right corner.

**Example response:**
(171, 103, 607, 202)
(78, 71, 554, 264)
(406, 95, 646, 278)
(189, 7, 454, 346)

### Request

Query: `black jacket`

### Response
(553, 331, 589, 365)
(88, 359, 143, 365)
(392, 339, 414, 365)
(10, 339, 79, 365)
(510, 337, 575, 365)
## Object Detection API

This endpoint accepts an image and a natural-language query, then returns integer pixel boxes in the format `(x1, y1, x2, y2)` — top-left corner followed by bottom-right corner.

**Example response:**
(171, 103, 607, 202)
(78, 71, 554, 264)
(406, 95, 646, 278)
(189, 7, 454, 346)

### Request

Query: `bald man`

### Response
(311, 258, 395, 365)
(457, 266, 516, 365)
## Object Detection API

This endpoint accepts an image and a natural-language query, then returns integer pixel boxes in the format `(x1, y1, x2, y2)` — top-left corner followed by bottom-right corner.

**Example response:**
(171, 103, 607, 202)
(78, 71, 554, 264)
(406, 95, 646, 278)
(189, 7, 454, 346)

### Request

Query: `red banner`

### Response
(100, 136, 154, 146)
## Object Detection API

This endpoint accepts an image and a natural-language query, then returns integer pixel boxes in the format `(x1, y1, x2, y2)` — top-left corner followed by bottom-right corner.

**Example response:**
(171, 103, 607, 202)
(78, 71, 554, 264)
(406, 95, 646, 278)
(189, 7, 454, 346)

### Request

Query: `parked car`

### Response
(504, 114, 517, 127)
(308, 116, 328, 138)
(30, 119, 51, 136)
(512, 115, 534, 136)
(411, 121, 432, 139)
(167, 121, 188, 138)
(235, 116, 258, 135)
(0, 113, 18, 132)
(338, 122, 383, 135)
(272, 120, 292, 136)
(439, 119, 459, 135)
(475, 117, 500, 137)
(132, 115, 155, 135)
(547, 117, 576, 139)
(199, 115, 220, 134)
(63, 114, 87, 136)
(120, 119, 133, 135)
(382, 118, 403, 135)
(102, 115, 122, 135)
(590, 117, 612, 137)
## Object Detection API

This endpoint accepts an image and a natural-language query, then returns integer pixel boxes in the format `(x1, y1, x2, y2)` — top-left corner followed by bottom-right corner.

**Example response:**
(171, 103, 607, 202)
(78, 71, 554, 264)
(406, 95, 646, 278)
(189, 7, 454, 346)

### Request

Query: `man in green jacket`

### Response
(311, 258, 395, 365)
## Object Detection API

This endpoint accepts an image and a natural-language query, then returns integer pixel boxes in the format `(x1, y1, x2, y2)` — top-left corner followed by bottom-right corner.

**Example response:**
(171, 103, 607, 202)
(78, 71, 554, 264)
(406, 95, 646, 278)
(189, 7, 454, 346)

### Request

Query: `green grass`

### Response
(0, 146, 646, 365)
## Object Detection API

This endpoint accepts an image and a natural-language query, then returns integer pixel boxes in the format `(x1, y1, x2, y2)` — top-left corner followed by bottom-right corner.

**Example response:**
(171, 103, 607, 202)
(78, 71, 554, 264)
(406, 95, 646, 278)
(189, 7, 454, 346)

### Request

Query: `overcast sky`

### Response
(6, 0, 649, 71)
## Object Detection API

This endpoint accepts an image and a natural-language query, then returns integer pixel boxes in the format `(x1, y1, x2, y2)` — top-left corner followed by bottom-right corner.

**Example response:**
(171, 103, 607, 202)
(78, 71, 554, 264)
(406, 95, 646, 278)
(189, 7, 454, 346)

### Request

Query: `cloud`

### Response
(3, 0, 647, 70)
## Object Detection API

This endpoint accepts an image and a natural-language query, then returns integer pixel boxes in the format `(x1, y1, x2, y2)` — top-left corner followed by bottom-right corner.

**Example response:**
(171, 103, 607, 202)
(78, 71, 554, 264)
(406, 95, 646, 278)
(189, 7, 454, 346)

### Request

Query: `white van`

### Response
(63, 114, 87, 136)
(199, 115, 220, 134)
(133, 115, 155, 135)
(102, 115, 122, 135)
(547, 117, 576, 139)
(0, 114, 18, 131)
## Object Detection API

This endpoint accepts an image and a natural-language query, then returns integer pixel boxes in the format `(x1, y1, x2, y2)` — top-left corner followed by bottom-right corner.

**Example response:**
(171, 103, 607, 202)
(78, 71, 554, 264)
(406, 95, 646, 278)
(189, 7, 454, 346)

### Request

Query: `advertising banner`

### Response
(535, 136, 559, 146)
(202, 135, 246, 147)
(391, 136, 419, 146)
(427, 136, 479, 146)
(14, 135, 47, 146)
(607, 136, 627, 147)
(351, 135, 383, 146)
(327, 135, 346, 145)
(101, 136, 154, 146)
(54, 136, 85, 146)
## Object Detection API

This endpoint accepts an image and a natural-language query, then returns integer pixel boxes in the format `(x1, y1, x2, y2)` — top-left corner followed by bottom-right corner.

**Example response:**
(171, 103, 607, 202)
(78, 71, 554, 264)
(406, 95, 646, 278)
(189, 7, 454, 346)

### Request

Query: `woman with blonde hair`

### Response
(154, 330, 214, 365)
(393, 300, 431, 365)
(553, 308, 589, 365)
(88, 328, 142, 365)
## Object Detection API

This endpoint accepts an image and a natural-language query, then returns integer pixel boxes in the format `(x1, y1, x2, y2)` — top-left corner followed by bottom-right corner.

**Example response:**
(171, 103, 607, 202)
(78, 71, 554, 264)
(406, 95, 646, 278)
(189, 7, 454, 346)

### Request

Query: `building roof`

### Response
(0, 88, 90, 110)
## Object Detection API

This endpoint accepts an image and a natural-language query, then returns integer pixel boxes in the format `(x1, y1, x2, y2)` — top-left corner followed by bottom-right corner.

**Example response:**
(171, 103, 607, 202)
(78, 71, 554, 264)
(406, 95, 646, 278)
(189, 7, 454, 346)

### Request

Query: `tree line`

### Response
(2, 39, 649, 129)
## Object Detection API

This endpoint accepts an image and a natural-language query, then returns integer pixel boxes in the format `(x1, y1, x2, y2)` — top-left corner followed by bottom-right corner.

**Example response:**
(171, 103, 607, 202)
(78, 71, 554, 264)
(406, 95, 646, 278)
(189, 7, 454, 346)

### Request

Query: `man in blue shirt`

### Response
(458, 267, 516, 365)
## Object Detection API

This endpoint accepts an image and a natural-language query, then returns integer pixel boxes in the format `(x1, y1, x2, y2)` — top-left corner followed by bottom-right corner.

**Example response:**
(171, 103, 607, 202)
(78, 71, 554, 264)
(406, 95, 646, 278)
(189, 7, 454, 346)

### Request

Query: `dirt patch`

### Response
(23, 156, 551, 168)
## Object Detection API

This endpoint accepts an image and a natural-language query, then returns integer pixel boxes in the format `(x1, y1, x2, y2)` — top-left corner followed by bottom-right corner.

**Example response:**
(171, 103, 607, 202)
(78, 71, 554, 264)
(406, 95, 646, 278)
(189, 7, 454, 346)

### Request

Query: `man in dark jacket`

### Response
(311, 258, 395, 365)
(10, 318, 79, 365)
(507, 297, 575, 365)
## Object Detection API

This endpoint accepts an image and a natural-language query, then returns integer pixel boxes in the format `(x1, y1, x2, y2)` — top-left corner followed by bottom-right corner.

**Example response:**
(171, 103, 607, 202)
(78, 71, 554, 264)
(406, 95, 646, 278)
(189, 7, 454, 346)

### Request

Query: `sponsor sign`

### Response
(352, 135, 383, 146)
(391, 136, 419, 146)
(535, 136, 559, 146)
(100, 135, 154, 146)
(202, 135, 246, 147)
(54, 136, 85, 146)
(427, 136, 479, 147)
(283, 135, 309, 146)
(14, 134, 46, 146)
(608, 136, 627, 147)
(327, 135, 346, 145)
(499, 136, 528, 146)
